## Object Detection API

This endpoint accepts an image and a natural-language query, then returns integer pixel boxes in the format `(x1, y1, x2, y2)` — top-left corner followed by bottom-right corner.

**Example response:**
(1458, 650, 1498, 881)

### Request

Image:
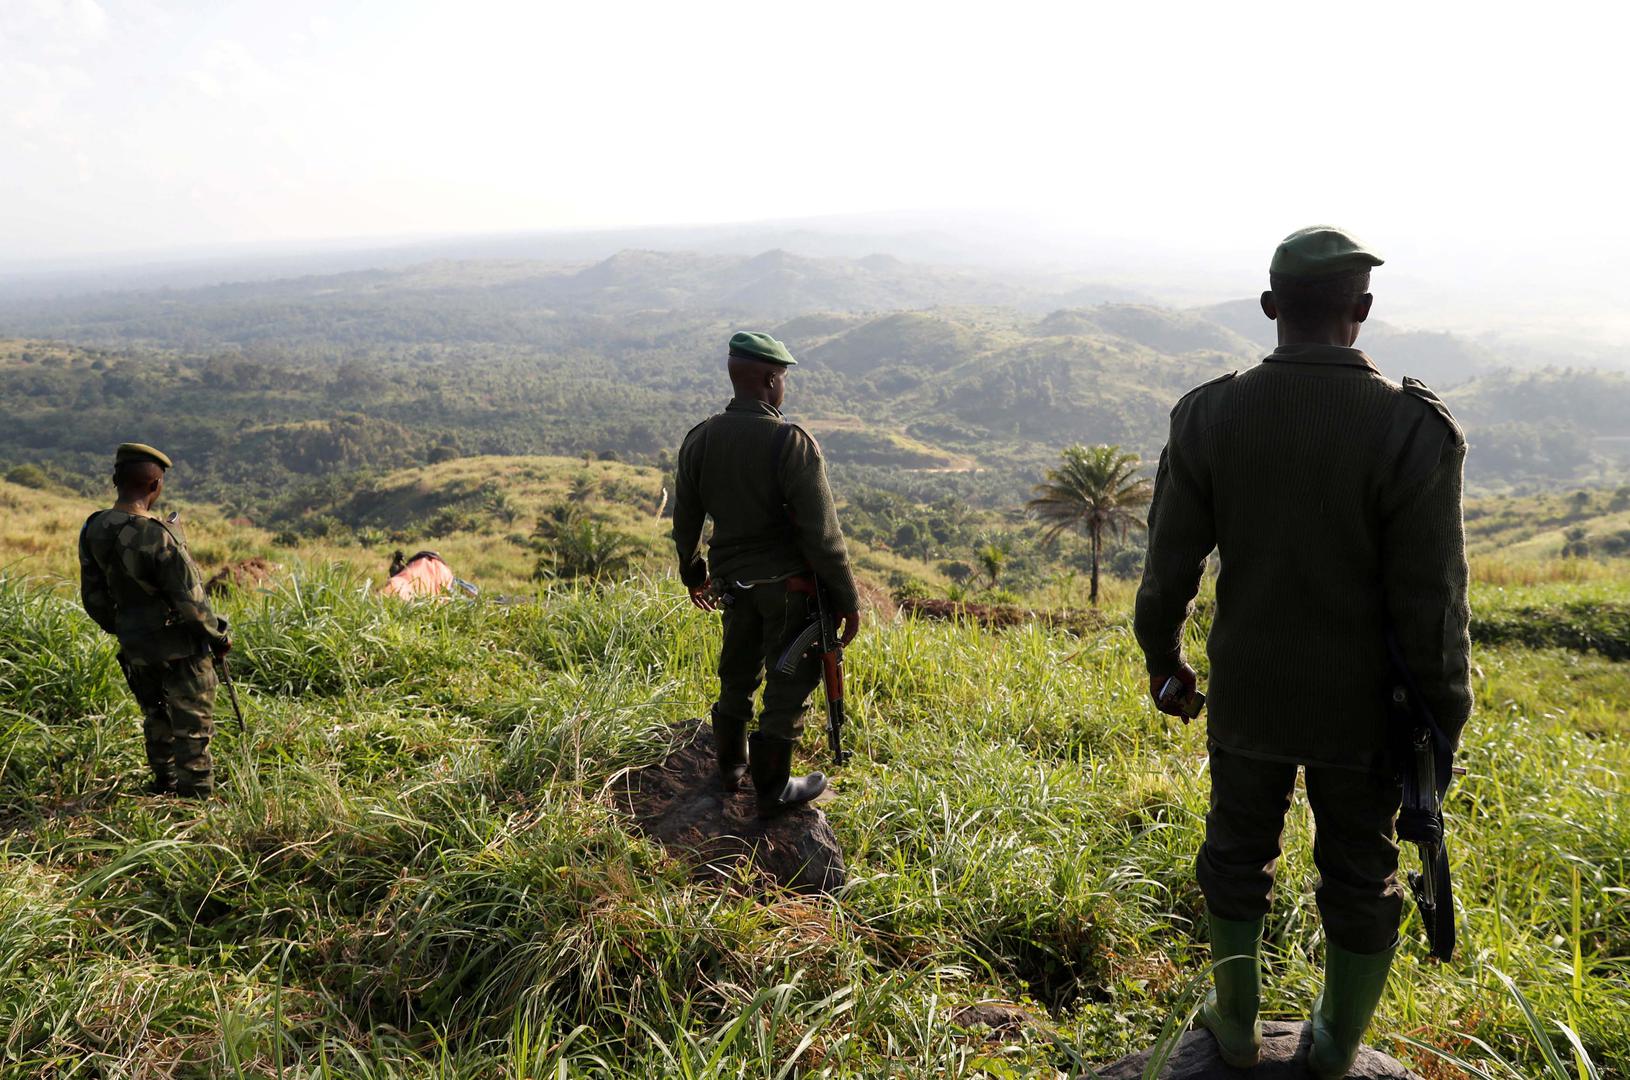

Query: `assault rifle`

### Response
(213, 616, 245, 734)
(775, 575, 852, 767)
(1387, 633, 1457, 962)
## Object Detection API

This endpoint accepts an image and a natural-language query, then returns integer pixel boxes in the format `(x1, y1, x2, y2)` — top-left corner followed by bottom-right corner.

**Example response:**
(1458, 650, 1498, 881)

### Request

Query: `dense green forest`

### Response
(2, 250, 1627, 527)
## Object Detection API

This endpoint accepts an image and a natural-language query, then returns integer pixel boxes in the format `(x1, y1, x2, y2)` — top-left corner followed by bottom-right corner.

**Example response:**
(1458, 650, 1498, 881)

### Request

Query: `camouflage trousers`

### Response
(1197, 741, 1405, 954)
(120, 653, 217, 795)
(715, 580, 823, 741)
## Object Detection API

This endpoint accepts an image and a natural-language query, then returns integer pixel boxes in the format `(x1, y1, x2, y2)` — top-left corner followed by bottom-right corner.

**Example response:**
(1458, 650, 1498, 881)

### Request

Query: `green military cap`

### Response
(728, 330, 797, 367)
(1269, 225, 1384, 281)
(115, 443, 172, 470)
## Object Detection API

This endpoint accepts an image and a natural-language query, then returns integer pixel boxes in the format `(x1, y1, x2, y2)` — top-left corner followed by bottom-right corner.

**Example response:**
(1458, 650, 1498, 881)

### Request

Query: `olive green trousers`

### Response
(715, 580, 823, 742)
(1197, 742, 1404, 954)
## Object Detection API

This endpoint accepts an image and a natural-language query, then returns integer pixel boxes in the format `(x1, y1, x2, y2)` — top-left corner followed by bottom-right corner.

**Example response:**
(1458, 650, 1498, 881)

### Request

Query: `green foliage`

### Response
(2, 259, 1623, 528)
(974, 536, 1012, 587)
(2, 464, 49, 490)
(0, 568, 1626, 1074)
(532, 504, 638, 581)
(1471, 600, 1630, 660)
(1027, 444, 1152, 605)
(1027, 445, 1152, 547)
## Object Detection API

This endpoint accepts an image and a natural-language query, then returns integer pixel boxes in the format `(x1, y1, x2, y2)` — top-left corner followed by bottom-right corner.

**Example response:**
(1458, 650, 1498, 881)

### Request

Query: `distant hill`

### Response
(0, 251, 1622, 502)
(1197, 297, 1502, 386)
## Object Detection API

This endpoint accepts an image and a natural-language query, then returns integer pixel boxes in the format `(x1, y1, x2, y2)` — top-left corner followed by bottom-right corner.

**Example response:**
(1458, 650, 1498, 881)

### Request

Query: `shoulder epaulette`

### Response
(780, 420, 819, 454)
(1172, 370, 1237, 413)
(1400, 376, 1465, 445)
(678, 416, 712, 450)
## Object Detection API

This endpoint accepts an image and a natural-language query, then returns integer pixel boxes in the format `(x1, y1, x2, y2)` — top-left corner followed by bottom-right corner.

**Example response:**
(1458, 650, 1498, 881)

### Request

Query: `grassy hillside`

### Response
(1466, 487, 1630, 559)
(0, 456, 978, 607)
(0, 544, 1625, 1076)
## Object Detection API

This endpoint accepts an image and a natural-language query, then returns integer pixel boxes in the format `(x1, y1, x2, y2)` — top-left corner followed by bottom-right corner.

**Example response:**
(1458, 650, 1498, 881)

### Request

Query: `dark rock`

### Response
(949, 1002, 1034, 1036)
(612, 721, 845, 894)
(1098, 1021, 1421, 1079)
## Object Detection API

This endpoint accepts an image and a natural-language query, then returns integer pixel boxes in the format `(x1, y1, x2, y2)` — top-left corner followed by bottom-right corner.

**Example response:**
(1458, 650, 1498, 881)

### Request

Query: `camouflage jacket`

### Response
(79, 509, 226, 664)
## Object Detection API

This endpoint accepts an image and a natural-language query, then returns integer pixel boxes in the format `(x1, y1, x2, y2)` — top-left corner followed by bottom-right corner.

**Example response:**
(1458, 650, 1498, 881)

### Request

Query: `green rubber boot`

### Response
(1308, 939, 1397, 1079)
(1197, 913, 1263, 1067)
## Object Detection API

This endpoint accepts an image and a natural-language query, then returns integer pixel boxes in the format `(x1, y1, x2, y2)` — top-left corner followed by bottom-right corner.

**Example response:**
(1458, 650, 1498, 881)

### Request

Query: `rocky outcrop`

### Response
(613, 721, 845, 894)
(1099, 1021, 1421, 1079)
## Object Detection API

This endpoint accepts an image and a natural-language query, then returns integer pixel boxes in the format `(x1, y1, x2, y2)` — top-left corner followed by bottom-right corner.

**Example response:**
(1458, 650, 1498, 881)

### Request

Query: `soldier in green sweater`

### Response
(673, 332, 862, 817)
(1134, 227, 1472, 1075)
(79, 444, 232, 798)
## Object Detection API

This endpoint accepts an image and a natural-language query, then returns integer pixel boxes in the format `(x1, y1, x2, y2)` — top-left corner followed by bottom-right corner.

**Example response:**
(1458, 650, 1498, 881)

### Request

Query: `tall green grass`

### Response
(0, 565, 1625, 1077)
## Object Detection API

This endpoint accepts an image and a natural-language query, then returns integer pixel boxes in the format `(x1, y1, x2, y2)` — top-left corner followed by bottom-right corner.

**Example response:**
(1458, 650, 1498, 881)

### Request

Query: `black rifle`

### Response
(217, 653, 246, 734)
(1386, 633, 1456, 962)
(775, 575, 852, 767)
(211, 616, 245, 734)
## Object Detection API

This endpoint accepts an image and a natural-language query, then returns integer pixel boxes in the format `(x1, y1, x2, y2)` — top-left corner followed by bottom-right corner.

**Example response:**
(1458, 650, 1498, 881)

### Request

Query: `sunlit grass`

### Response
(0, 563, 1625, 1076)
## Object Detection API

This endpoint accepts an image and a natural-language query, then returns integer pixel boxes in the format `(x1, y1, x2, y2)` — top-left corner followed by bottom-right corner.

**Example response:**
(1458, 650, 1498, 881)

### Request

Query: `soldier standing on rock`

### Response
(79, 444, 231, 798)
(672, 331, 862, 817)
(1134, 227, 1472, 1076)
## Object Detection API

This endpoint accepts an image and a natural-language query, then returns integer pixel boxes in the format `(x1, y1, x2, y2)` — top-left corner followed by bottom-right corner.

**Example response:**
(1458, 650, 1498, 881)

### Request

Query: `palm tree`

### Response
(974, 537, 1011, 588)
(1026, 444, 1153, 606)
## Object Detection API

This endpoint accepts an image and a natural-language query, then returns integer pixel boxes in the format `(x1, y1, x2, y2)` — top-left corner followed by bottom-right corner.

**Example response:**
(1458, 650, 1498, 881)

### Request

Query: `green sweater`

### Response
(1134, 345, 1473, 773)
(672, 398, 860, 612)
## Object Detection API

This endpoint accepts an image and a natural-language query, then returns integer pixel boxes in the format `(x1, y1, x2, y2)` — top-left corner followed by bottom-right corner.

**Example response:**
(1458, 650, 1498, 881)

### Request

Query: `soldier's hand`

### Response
(1150, 661, 1198, 718)
(688, 581, 717, 612)
(213, 636, 232, 657)
(836, 610, 861, 646)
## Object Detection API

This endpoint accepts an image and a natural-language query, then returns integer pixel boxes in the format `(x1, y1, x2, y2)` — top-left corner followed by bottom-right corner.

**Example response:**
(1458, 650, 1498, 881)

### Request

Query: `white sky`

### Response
(3, 0, 1626, 282)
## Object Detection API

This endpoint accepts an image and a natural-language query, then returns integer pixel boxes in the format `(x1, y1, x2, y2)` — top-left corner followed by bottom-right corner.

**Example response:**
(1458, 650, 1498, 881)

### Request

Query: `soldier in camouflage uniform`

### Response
(673, 332, 862, 817)
(79, 444, 231, 798)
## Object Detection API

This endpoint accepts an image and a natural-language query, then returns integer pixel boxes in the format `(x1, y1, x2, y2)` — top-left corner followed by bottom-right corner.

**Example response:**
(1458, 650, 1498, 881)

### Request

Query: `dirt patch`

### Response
(948, 1002, 1035, 1037)
(899, 596, 1107, 634)
(206, 557, 280, 596)
(855, 578, 898, 620)
(610, 721, 845, 895)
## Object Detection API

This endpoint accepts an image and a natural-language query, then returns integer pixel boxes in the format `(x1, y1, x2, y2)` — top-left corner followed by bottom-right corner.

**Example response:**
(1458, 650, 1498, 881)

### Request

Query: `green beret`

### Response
(115, 443, 172, 470)
(1269, 225, 1384, 281)
(728, 330, 797, 367)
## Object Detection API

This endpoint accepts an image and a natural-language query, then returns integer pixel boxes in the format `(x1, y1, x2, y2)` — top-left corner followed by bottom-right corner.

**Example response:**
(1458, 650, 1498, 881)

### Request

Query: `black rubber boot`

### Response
(145, 775, 177, 796)
(748, 734, 826, 818)
(712, 710, 749, 793)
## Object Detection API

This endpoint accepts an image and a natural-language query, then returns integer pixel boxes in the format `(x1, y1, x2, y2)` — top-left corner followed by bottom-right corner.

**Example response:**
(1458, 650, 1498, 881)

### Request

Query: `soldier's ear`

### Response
(1354, 293, 1373, 324)
(1259, 290, 1278, 321)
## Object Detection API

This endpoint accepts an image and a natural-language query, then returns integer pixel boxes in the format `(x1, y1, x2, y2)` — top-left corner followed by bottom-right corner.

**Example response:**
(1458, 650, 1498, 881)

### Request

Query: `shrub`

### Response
(4, 464, 50, 490)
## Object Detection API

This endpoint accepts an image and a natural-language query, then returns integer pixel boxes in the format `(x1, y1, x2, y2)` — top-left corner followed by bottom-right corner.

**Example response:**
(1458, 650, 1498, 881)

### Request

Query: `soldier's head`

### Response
(1262, 270, 1373, 345)
(113, 459, 164, 504)
(1259, 226, 1383, 347)
(726, 331, 796, 409)
(111, 443, 171, 508)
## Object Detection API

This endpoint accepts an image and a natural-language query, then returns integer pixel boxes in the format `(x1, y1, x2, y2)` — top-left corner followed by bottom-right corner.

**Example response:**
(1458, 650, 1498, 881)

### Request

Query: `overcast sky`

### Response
(4, 0, 1624, 292)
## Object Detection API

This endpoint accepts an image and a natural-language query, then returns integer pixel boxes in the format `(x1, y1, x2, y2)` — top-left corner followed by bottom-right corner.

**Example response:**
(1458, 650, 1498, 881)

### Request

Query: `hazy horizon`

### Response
(7, 2, 1626, 269)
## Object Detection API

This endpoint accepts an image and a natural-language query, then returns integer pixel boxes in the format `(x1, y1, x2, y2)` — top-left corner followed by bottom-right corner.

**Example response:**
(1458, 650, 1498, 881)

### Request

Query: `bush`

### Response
(1471, 600, 1630, 660)
(4, 464, 50, 490)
